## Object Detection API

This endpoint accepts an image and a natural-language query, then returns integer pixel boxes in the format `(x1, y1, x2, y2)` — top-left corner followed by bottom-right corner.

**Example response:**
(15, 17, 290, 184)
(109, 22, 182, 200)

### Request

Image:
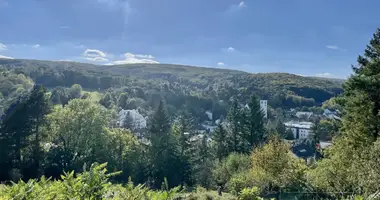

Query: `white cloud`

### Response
(33, 44, 40, 48)
(227, 47, 235, 52)
(217, 62, 225, 66)
(82, 49, 110, 62)
(83, 49, 107, 58)
(315, 72, 333, 77)
(227, 1, 247, 12)
(326, 45, 346, 51)
(326, 45, 339, 50)
(109, 52, 159, 65)
(238, 2, 247, 8)
(0, 55, 14, 59)
(0, 43, 7, 51)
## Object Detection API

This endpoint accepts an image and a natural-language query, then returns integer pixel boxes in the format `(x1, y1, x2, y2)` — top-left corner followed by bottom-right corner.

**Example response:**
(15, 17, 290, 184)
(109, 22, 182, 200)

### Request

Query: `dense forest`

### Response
(1, 28, 380, 199)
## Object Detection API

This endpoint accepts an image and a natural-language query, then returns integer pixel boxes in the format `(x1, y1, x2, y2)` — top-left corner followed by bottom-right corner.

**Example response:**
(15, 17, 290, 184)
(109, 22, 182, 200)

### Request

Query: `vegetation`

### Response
(2, 28, 380, 199)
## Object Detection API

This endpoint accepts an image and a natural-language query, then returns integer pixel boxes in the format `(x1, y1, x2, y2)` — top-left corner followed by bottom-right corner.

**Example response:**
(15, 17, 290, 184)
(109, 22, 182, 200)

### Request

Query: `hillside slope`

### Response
(0, 59, 343, 108)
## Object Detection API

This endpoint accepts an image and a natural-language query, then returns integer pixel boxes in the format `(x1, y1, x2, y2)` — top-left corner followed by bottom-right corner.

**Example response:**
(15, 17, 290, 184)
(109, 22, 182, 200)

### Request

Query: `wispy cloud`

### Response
(227, 1, 247, 12)
(0, 43, 7, 51)
(58, 59, 73, 62)
(238, 2, 247, 8)
(110, 52, 159, 65)
(0, 55, 13, 59)
(33, 44, 40, 48)
(315, 72, 333, 78)
(326, 45, 346, 51)
(217, 62, 225, 66)
(222, 47, 236, 53)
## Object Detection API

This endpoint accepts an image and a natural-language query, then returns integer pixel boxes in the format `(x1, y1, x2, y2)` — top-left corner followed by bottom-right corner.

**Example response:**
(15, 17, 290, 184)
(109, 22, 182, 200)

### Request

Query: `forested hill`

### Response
(0, 58, 343, 109)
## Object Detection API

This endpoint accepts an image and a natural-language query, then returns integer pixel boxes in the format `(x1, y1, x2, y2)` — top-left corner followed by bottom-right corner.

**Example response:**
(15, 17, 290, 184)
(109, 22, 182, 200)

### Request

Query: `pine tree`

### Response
(227, 98, 242, 152)
(0, 85, 50, 180)
(308, 29, 380, 196)
(212, 123, 229, 162)
(173, 109, 196, 186)
(25, 85, 50, 178)
(344, 28, 380, 142)
(245, 95, 266, 149)
(194, 135, 213, 188)
(0, 95, 29, 181)
(148, 100, 181, 188)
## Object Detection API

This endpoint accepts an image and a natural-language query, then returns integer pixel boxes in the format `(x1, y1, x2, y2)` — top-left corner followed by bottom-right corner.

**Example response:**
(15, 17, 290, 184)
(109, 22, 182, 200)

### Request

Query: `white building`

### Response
(284, 121, 313, 139)
(118, 109, 147, 130)
(260, 100, 268, 119)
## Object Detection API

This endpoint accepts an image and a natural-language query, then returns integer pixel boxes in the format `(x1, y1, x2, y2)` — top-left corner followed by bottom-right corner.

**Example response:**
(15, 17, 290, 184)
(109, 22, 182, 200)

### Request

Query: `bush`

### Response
(0, 162, 180, 200)
(228, 171, 256, 195)
(212, 153, 251, 188)
(238, 187, 262, 200)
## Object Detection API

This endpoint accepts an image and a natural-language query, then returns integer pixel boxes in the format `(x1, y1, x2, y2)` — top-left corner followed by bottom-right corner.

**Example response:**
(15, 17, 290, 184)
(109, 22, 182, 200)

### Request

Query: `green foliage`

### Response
(307, 28, 380, 199)
(212, 123, 229, 162)
(243, 95, 266, 150)
(0, 69, 34, 114)
(238, 187, 262, 200)
(212, 153, 251, 192)
(228, 171, 256, 195)
(251, 137, 307, 195)
(0, 162, 180, 200)
(43, 99, 111, 174)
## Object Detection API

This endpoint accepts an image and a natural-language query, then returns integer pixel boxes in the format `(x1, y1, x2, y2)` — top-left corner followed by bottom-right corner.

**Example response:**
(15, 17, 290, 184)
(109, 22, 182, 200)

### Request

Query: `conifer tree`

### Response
(173, 109, 196, 186)
(245, 95, 266, 149)
(148, 100, 181, 188)
(212, 123, 229, 162)
(227, 98, 242, 152)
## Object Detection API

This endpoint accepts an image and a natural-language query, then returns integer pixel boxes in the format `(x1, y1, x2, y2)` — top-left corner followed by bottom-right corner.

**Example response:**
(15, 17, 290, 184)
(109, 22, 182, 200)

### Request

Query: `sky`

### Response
(0, 0, 380, 78)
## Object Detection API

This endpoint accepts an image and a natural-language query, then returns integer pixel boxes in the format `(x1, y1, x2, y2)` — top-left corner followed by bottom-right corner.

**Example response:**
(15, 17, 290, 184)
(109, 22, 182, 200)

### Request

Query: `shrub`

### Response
(0, 162, 180, 200)
(238, 187, 262, 200)
(228, 171, 256, 195)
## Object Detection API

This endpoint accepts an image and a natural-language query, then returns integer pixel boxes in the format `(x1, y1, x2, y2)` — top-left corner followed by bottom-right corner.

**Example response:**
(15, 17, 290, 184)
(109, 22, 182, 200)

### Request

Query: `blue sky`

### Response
(0, 0, 379, 78)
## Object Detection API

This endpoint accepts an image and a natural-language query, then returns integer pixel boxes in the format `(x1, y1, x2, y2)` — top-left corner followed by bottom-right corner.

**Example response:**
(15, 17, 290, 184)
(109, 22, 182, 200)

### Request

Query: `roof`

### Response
(296, 112, 313, 119)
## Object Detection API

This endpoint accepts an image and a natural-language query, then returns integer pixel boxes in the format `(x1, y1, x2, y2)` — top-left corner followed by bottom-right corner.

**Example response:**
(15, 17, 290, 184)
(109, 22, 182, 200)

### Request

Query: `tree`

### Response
(227, 98, 242, 152)
(68, 84, 82, 99)
(308, 29, 380, 198)
(172, 110, 196, 186)
(212, 153, 251, 190)
(0, 95, 29, 181)
(194, 135, 213, 188)
(50, 87, 69, 106)
(24, 85, 50, 178)
(44, 99, 111, 175)
(243, 95, 266, 151)
(99, 92, 113, 109)
(251, 136, 306, 198)
(212, 123, 229, 162)
(117, 93, 128, 109)
(148, 100, 181, 188)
